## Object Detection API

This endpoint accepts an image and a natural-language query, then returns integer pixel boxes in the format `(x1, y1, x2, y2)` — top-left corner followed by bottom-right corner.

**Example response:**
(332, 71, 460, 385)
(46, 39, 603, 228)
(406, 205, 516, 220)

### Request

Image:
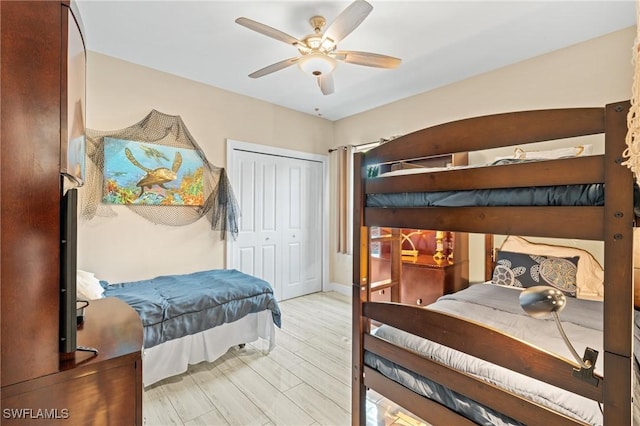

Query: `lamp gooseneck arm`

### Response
(552, 311, 591, 369)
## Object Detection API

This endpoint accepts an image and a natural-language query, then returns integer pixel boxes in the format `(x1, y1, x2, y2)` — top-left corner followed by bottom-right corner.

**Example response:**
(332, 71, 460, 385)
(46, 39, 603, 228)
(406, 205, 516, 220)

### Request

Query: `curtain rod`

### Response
(328, 137, 397, 154)
(327, 146, 348, 153)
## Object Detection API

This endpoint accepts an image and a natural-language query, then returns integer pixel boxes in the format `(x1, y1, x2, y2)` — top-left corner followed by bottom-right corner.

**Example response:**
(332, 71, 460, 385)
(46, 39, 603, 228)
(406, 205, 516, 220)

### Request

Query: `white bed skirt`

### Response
(142, 310, 276, 387)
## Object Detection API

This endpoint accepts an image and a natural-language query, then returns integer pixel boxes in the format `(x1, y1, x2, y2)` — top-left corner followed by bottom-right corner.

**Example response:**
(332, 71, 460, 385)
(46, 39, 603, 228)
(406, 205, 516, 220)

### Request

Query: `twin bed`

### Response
(353, 101, 637, 425)
(83, 268, 281, 387)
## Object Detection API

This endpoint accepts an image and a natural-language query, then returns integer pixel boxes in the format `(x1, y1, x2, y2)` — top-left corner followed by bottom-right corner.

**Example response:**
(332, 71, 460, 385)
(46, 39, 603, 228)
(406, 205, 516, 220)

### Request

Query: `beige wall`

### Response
(331, 26, 635, 287)
(79, 52, 333, 282)
(81, 26, 635, 287)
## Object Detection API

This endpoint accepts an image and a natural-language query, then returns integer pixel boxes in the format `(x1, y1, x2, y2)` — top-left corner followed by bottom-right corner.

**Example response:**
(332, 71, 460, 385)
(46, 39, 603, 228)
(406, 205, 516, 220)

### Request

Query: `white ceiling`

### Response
(75, 1, 636, 121)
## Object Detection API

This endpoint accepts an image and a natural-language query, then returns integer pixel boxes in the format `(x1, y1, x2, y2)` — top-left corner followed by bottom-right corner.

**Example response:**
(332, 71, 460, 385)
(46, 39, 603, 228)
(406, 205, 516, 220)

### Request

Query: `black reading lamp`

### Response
(519, 286, 600, 386)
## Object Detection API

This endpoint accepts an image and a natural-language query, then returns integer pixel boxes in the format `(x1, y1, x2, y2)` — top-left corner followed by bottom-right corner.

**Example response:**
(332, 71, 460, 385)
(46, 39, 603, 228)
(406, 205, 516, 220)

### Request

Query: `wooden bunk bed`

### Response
(352, 100, 636, 425)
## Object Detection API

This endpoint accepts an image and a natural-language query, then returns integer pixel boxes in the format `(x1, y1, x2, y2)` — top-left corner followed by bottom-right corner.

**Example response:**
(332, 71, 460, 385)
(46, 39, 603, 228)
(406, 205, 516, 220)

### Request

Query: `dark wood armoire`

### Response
(1, 0, 67, 387)
(1, 3, 143, 423)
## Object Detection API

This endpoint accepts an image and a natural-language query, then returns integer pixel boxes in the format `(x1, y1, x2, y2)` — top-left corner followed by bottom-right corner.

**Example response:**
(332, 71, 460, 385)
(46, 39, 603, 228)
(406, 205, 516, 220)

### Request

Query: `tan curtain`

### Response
(333, 146, 355, 254)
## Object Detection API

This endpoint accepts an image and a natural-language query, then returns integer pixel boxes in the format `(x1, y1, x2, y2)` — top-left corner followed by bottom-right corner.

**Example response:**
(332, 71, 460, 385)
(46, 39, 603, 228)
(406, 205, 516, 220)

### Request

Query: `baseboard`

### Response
(325, 282, 352, 297)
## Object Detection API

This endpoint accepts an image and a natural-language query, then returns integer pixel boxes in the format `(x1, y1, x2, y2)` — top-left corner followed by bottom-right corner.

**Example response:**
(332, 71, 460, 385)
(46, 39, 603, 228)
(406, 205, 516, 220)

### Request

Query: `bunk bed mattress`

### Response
(366, 183, 604, 208)
(364, 283, 640, 426)
(101, 269, 282, 349)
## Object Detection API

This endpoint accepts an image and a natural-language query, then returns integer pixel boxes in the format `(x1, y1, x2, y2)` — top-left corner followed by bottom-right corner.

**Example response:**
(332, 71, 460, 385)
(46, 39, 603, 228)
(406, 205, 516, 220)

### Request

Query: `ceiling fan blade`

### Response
(249, 57, 300, 79)
(322, 0, 373, 45)
(318, 74, 335, 95)
(235, 17, 302, 47)
(333, 50, 401, 69)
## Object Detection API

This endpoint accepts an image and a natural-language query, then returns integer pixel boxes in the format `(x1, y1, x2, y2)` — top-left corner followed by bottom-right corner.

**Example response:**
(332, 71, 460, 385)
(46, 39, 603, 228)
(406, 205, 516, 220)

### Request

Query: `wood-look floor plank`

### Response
(306, 333, 352, 365)
(250, 340, 306, 368)
(276, 314, 313, 342)
(143, 383, 185, 425)
(288, 360, 352, 412)
(273, 328, 309, 353)
(282, 296, 350, 322)
(283, 303, 351, 336)
(210, 348, 246, 373)
(158, 374, 216, 423)
(223, 360, 316, 426)
(234, 345, 303, 392)
(183, 408, 231, 426)
(142, 291, 426, 426)
(188, 362, 271, 426)
(295, 345, 351, 384)
(284, 382, 351, 426)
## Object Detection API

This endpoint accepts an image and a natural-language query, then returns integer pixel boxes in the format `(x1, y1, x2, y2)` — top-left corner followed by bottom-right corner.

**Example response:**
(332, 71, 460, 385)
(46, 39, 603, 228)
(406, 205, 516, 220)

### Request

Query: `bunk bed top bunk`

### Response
(352, 101, 636, 425)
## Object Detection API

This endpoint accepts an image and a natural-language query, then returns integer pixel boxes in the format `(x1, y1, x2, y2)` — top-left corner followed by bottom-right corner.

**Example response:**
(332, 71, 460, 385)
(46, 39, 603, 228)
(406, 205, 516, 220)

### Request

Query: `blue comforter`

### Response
(101, 269, 281, 349)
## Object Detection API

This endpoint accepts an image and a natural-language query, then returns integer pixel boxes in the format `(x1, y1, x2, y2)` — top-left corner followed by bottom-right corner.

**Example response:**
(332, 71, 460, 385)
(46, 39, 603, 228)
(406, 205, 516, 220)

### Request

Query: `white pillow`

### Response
(514, 144, 592, 160)
(499, 236, 604, 301)
(76, 269, 104, 300)
(494, 144, 592, 162)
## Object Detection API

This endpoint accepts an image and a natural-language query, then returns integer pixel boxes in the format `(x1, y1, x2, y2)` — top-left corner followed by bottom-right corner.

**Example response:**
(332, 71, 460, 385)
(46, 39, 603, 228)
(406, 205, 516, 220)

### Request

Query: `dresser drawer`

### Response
(401, 266, 445, 306)
(370, 287, 392, 302)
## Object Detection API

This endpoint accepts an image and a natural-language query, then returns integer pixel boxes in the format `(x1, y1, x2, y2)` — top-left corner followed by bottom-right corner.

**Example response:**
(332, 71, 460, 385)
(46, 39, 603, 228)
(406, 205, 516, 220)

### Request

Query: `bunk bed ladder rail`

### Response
(602, 101, 634, 425)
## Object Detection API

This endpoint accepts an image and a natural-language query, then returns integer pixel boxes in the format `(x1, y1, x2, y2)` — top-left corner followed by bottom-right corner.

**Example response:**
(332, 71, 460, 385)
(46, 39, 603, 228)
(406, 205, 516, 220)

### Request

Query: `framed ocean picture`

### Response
(103, 138, 205, 206)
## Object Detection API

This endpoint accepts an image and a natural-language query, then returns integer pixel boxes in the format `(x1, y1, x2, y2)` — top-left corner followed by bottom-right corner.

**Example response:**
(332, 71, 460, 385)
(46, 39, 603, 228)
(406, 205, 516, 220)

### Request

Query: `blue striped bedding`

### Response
(101, 269, 281, 348)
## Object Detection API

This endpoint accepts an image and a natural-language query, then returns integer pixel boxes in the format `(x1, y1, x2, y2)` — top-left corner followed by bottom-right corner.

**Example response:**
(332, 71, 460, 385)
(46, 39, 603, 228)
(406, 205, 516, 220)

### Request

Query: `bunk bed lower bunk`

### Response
(352, 101, 636, 425)
(364, 282, 640, 425)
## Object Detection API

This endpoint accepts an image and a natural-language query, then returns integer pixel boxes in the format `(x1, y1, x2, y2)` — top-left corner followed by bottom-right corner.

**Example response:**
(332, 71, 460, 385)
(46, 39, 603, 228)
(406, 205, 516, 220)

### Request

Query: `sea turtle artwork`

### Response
(102, 137, 205, 206)
(125, 147, 182, 197)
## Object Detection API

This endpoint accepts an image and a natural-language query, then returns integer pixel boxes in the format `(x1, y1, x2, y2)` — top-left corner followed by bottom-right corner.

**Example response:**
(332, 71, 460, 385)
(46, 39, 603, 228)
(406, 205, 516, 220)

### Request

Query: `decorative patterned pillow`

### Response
(499, 236, 604, 300)
(491, 250, 579, 296)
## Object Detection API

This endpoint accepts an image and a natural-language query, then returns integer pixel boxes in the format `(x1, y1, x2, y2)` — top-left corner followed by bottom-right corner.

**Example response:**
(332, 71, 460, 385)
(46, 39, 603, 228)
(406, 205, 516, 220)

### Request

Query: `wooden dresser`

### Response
(400, 255, 467, 306)
(371, 253, 468, 306)
(1, 298, 143, 425)
(369, 229, 469, 306)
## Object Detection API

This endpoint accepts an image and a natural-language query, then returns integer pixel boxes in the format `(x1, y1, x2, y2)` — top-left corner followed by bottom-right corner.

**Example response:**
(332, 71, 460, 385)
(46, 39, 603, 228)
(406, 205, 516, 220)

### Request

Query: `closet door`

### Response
(230, 149, 323, 301)
(232, 151, 279, 293)
(280, 157, 322, 300)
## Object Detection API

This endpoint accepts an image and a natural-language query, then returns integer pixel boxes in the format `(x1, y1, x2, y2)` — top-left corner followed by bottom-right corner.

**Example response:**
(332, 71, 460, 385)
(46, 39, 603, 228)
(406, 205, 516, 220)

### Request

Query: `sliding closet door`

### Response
(280, 156, 322, 300)
(230, 148, 323, 301)
(232, 151, 279, 291)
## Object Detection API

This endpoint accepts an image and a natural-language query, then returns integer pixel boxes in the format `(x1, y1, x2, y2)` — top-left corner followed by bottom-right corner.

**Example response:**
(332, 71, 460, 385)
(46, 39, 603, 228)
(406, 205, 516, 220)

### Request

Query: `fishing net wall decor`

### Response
(622, 0, 640, 185)
(81, 109, 239, 239)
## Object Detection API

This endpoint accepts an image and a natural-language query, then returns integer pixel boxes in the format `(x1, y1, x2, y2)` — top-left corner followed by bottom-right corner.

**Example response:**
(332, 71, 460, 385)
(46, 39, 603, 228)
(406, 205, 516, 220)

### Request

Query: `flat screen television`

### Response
(61, 6, 86, 187)
(60, 187, 78, 353)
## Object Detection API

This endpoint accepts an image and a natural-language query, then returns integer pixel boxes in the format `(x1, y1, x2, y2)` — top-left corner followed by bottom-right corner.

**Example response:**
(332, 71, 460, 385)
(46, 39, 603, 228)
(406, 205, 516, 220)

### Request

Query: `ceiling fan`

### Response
(235, 0, 401, 95)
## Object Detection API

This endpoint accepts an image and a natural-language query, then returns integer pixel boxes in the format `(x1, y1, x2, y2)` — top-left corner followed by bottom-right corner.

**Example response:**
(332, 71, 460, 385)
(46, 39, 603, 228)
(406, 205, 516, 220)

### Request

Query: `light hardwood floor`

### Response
(143, 291, 428, 426)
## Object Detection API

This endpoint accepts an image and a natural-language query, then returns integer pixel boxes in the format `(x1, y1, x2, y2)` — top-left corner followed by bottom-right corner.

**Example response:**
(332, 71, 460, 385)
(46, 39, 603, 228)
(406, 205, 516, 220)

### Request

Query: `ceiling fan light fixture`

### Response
(236, 0, 400, 95)
(300, 35, 335, 54)
(320, 38, 335, 52)
(298, 53, 336, 77)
